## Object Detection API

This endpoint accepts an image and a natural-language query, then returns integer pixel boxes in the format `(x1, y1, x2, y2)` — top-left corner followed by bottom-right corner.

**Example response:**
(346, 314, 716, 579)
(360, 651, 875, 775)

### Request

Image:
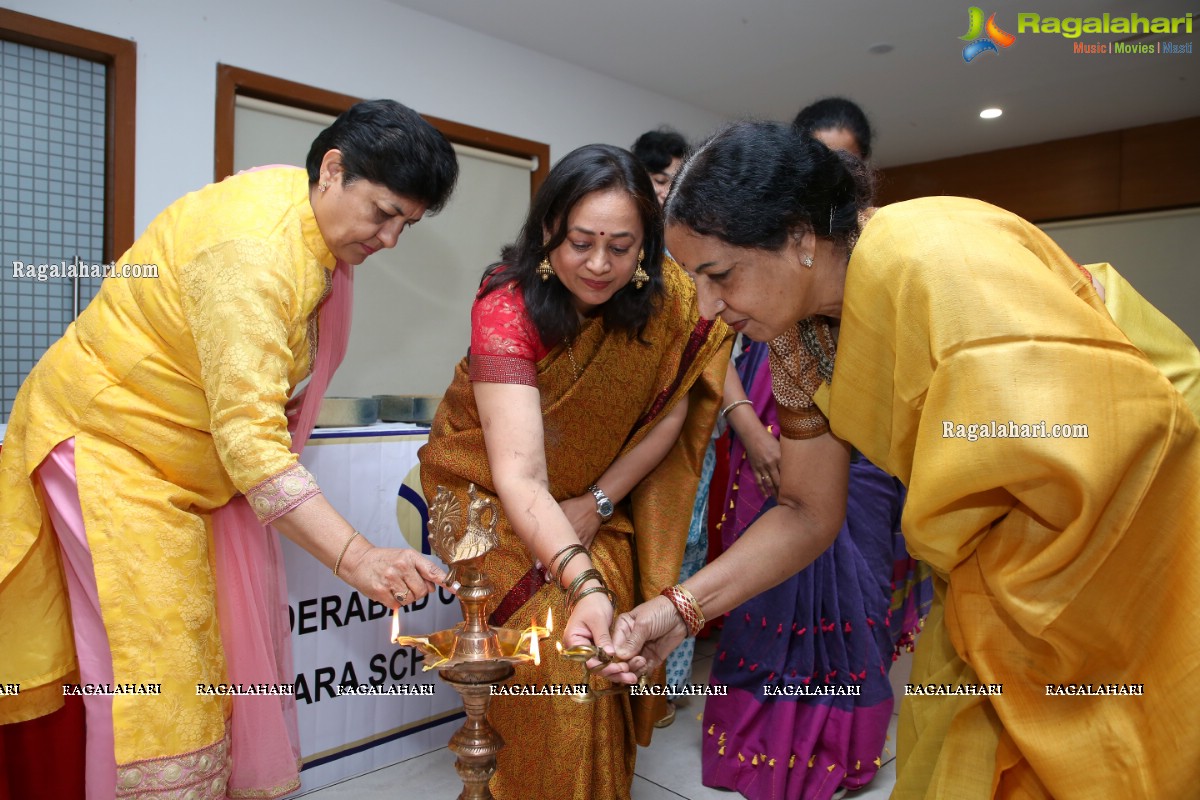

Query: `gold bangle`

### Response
(551, 544, 589, 583)
(569, 586, 617, 614)
(720, 399, 753, 420)
(333, 530, 361, 577)
(565, 568, 604, 606)
(547, 544, 578, 576)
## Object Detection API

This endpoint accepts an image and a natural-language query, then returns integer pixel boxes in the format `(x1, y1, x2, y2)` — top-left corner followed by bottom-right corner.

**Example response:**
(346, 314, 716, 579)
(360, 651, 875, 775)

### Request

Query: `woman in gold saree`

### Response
(607, 121, 1200, 798)
(419, 144, 730, 800)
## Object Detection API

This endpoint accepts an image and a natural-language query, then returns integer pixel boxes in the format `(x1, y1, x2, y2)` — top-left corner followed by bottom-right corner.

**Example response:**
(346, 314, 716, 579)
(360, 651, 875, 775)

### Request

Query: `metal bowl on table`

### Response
(375, 394, 442, 425)
(315, 396, 379, 428)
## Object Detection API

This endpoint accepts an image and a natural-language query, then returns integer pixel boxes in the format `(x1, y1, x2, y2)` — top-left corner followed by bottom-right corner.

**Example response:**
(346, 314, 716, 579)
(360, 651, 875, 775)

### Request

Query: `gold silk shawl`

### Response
(0, 169, 334, 786)
(820, 196, 1200, 799)
(419, 260, 730, 767)
(1089, 261, 1200, 419)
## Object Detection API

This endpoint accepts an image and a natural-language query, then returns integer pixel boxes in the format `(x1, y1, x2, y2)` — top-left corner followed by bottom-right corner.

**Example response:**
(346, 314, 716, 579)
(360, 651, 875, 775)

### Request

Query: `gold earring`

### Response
(320, 182, 328, 192)
(632, 250, 649, 290)
(537, 257, 554, 282)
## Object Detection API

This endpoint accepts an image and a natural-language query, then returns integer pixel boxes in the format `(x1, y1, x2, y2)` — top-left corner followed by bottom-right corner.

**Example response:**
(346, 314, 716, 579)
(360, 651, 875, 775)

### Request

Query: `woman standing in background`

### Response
(633, 125, 712, 728)
(700, 99, 930, 800)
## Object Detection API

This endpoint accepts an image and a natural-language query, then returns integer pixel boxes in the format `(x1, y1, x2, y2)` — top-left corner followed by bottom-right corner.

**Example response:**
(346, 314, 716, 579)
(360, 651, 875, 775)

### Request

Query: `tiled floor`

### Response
(299, 637, 911, 799)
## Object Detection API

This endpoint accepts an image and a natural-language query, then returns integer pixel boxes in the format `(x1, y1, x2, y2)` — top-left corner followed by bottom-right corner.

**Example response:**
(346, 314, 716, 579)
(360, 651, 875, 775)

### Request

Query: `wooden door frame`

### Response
(214, 64, 548, 196)
(0, 8, 137, 259)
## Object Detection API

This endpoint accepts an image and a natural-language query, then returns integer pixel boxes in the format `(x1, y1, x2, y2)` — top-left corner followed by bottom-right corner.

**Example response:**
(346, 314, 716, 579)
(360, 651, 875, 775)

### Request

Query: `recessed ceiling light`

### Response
(868, 43, 894, 55)
(980, 107, 1003, 119)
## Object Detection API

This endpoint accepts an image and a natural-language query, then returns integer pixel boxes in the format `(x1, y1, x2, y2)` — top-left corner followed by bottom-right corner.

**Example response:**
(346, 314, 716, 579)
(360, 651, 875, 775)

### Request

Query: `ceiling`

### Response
(389, 0, 1198, 167)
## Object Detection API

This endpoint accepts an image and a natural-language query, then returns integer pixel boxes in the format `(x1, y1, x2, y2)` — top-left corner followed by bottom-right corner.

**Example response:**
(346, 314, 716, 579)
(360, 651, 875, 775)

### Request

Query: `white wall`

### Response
(1041, 208, 1200, 344)
(10, 0, 725, 237)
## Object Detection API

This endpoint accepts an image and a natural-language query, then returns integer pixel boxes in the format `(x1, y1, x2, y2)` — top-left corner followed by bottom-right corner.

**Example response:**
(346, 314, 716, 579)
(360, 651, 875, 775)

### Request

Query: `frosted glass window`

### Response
(1, 40, 106, 422)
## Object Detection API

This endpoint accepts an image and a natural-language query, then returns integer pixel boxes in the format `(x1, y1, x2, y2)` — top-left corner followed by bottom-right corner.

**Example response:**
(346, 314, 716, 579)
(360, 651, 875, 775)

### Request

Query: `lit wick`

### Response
(391, 608, 400, 643)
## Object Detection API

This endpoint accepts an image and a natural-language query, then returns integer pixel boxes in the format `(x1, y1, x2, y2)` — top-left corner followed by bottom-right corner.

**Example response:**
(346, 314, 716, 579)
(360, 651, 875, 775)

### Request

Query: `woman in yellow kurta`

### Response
(607, 121, 1200, 798)
(419, 144, 730, 799)
(0, 100, 458, 799)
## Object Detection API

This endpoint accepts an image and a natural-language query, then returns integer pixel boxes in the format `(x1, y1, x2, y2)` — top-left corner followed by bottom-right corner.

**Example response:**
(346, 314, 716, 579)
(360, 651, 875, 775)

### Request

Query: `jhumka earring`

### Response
(537, 257, 554, 282)
(632, 250, 649, 289)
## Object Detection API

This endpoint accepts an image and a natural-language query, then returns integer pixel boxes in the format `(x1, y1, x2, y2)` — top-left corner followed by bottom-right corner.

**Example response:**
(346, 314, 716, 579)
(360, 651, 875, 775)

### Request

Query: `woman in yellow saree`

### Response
(419, 144, 730, 800)
(608, 121, 1200, 799)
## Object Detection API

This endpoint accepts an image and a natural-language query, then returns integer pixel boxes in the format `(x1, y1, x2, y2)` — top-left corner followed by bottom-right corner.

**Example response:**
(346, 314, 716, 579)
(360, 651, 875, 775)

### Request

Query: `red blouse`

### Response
(468, 281, 547, 387)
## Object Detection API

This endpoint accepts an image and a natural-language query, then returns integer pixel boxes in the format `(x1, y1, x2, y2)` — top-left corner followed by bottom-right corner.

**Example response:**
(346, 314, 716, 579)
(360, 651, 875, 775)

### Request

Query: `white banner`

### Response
(286, 423, 463, 793)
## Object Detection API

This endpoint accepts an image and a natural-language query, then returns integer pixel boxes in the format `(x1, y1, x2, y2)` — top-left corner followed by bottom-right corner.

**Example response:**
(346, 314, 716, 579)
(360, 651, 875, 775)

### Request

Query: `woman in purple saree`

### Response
(701, 336, 930, 800)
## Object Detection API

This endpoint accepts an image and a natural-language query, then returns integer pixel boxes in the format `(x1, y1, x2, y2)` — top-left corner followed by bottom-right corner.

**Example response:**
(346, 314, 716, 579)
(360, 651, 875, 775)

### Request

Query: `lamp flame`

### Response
(391, 609, 400, 643)
(546, 607, 553, 633)
(529, 616, 541, 665)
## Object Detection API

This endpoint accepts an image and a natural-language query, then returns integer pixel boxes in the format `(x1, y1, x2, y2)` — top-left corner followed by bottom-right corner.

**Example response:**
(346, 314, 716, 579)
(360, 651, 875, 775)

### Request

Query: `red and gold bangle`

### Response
(660, 584, 705, 637)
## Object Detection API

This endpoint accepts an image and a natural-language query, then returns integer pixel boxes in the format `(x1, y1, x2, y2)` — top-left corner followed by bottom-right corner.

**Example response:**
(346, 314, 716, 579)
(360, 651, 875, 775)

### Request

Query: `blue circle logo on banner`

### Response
(395, 464, 431, 554)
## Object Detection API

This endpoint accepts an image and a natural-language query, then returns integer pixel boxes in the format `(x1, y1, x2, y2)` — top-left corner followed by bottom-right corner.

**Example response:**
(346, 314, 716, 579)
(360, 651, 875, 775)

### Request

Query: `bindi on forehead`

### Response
(571, 225, 634, 239)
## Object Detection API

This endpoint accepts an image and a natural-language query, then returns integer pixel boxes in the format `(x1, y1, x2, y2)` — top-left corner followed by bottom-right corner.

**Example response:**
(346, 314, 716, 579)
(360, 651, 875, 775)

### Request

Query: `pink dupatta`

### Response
(211, 252, 353, 799)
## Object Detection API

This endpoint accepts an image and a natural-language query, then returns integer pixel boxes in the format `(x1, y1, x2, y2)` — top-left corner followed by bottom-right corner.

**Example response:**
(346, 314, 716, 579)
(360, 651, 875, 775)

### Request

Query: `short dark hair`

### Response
(481, 144, 664, 346)
(306, 99, 458, 213)
(630, 128, 690, 174)
(792, 97, 874, 160)
(665, 120, 874, 254)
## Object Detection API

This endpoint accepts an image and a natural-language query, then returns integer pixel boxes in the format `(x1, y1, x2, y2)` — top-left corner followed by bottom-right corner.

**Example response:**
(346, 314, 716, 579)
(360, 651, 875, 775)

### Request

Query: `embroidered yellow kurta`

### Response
(0, 168, 334, 787)
(819, 197, 1200, 798)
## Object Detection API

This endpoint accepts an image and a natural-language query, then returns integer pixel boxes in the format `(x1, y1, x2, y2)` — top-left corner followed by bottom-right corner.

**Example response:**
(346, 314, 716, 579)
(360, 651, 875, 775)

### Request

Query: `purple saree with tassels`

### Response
(701, 340, 931, 800)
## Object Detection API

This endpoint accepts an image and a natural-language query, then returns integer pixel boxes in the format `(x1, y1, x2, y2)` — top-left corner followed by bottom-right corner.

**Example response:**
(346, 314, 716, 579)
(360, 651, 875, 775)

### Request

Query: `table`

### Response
(286, 422, 463, 793)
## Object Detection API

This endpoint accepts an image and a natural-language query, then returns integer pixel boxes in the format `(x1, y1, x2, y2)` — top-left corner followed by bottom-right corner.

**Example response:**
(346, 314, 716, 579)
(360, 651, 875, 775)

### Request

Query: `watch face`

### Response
(591, 485, 614, 519)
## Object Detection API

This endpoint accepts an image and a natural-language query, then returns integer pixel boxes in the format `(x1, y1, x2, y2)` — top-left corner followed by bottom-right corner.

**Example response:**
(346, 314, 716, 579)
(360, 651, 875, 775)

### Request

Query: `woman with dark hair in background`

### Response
(698, 100, 929, 800)
(632, 125, 708, 727)
(0, 99, 458, 800)
(419, 143, 729, 799)
(608, 119, 1200, 799)
(791, 97, 1200, 412)
(792, 97, 874, 160)
(632, 127, 689, 206)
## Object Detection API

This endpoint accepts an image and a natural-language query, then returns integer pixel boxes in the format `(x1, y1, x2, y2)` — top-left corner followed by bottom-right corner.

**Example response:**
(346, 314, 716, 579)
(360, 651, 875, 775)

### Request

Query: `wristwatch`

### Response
(588, 484, 614, 521)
